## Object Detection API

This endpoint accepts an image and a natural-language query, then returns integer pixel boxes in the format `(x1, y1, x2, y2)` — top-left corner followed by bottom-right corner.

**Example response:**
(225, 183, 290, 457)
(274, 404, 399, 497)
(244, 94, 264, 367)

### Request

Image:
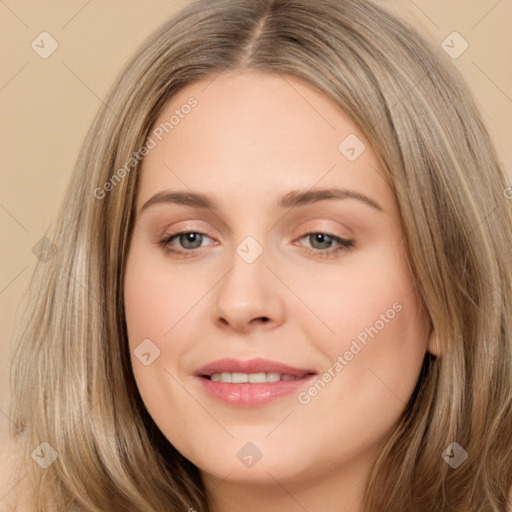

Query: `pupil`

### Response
(182, 233, 201, 249)
(312, 233, 332, 249)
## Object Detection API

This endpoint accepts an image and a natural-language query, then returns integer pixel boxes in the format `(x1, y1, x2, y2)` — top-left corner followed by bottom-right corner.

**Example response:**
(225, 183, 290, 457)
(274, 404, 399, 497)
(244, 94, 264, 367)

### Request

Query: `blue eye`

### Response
(159, 231, 213, 254)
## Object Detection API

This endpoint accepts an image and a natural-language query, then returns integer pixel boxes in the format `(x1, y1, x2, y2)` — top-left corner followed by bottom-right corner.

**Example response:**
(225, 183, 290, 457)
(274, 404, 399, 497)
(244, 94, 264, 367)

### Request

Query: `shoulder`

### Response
(0, 433, 34, 512)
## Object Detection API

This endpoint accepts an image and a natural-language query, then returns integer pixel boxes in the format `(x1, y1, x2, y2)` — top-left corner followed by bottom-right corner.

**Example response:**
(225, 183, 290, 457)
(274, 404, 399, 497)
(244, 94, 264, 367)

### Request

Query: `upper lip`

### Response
(195, 358, 317, 377)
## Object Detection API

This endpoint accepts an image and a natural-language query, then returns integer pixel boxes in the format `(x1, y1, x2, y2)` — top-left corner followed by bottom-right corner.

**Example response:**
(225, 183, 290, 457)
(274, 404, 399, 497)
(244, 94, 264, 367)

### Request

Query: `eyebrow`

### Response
(139, 187, 383, 214)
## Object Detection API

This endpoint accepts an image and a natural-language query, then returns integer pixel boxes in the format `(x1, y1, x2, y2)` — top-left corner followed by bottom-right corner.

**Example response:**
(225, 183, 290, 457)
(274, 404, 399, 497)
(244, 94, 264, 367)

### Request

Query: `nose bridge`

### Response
(220, 234, 270, 307)
(211, 232, 285, 330)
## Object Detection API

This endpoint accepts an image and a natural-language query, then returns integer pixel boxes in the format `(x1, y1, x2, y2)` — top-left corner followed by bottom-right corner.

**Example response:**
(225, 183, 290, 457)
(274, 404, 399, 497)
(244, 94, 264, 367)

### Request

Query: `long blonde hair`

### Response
(10, 0, 512, 510)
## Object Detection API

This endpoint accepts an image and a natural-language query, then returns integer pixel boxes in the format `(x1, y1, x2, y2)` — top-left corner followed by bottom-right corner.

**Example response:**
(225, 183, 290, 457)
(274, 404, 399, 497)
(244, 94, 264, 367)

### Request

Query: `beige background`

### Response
(1, 0, 511, 431)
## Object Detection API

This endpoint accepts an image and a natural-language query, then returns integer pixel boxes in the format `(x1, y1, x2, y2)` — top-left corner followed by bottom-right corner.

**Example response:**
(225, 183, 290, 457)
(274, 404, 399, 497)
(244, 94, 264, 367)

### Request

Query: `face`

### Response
(124, 71, 432, 490)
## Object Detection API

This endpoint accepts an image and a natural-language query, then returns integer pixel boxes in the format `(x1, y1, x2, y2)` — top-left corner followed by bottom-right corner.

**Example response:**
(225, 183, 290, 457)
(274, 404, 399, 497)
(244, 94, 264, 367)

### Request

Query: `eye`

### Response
(159, 231, 216, 256)
(296, 232, 354, 259)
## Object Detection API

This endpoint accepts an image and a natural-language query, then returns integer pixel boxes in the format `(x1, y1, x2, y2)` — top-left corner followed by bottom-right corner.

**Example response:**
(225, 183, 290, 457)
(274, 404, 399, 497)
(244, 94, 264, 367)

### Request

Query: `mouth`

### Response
(203, 372, 313, 383)
(194, 358, 317, 408)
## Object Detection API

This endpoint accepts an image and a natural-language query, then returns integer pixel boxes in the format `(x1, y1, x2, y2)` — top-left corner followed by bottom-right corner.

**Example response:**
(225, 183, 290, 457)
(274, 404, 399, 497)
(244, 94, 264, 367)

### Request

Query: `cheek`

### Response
(292, 292, 423, 483)
(294, 255, 424, 356)
(293, 245, 427, 403)
(123, 243, 220, 427)
(292, 267, 426, 468)
(124, 244, 210, 347)
(123, 246, 201, 447)
(123, 245, 187, 398)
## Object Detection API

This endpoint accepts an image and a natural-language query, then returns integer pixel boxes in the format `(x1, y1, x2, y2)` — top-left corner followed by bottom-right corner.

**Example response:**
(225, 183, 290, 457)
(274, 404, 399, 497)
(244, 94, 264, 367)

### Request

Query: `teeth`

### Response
(232, 372, 248, 383)
(209, 372, 302, 383)
(249, 372, 267, 383)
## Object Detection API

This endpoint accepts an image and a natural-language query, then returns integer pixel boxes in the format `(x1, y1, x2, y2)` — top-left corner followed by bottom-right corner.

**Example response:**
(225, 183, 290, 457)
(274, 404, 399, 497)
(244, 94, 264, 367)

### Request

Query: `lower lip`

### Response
(196, 375, 316, 408)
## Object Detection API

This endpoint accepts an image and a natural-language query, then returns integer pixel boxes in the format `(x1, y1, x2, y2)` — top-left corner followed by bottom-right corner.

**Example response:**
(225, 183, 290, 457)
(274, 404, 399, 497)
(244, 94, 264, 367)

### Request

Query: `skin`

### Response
(124, 71, 437, 512)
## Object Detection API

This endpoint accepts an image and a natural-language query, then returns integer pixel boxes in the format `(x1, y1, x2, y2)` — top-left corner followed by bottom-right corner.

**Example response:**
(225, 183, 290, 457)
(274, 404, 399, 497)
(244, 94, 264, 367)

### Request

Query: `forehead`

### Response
(138, 71, 394, 214)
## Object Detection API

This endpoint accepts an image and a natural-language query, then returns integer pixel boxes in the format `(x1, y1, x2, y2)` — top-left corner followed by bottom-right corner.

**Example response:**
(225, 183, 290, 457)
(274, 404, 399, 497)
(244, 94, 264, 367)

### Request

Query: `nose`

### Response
(211, 245, 286, 334)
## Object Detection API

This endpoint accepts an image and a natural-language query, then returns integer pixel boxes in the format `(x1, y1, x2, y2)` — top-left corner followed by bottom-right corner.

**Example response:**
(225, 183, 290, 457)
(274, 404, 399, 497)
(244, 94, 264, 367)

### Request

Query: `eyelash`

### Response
(158, 230, 354, 260)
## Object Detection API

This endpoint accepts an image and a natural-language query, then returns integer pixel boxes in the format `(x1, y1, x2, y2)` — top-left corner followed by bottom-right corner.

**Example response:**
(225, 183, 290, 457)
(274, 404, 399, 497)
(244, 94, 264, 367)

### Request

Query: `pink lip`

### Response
(195, 357, 316, 377)
(194, 358, 317, 408)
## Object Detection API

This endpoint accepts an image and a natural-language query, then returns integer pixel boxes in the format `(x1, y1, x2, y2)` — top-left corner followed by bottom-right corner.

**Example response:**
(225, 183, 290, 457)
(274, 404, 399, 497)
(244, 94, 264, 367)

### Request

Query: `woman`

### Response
(4, 0, 512, 510)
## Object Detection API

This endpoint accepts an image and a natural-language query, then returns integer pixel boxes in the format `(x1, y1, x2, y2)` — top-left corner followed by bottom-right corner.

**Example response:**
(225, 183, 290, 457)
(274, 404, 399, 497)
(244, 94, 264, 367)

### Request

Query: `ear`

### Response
(427, 331, 441, 357)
